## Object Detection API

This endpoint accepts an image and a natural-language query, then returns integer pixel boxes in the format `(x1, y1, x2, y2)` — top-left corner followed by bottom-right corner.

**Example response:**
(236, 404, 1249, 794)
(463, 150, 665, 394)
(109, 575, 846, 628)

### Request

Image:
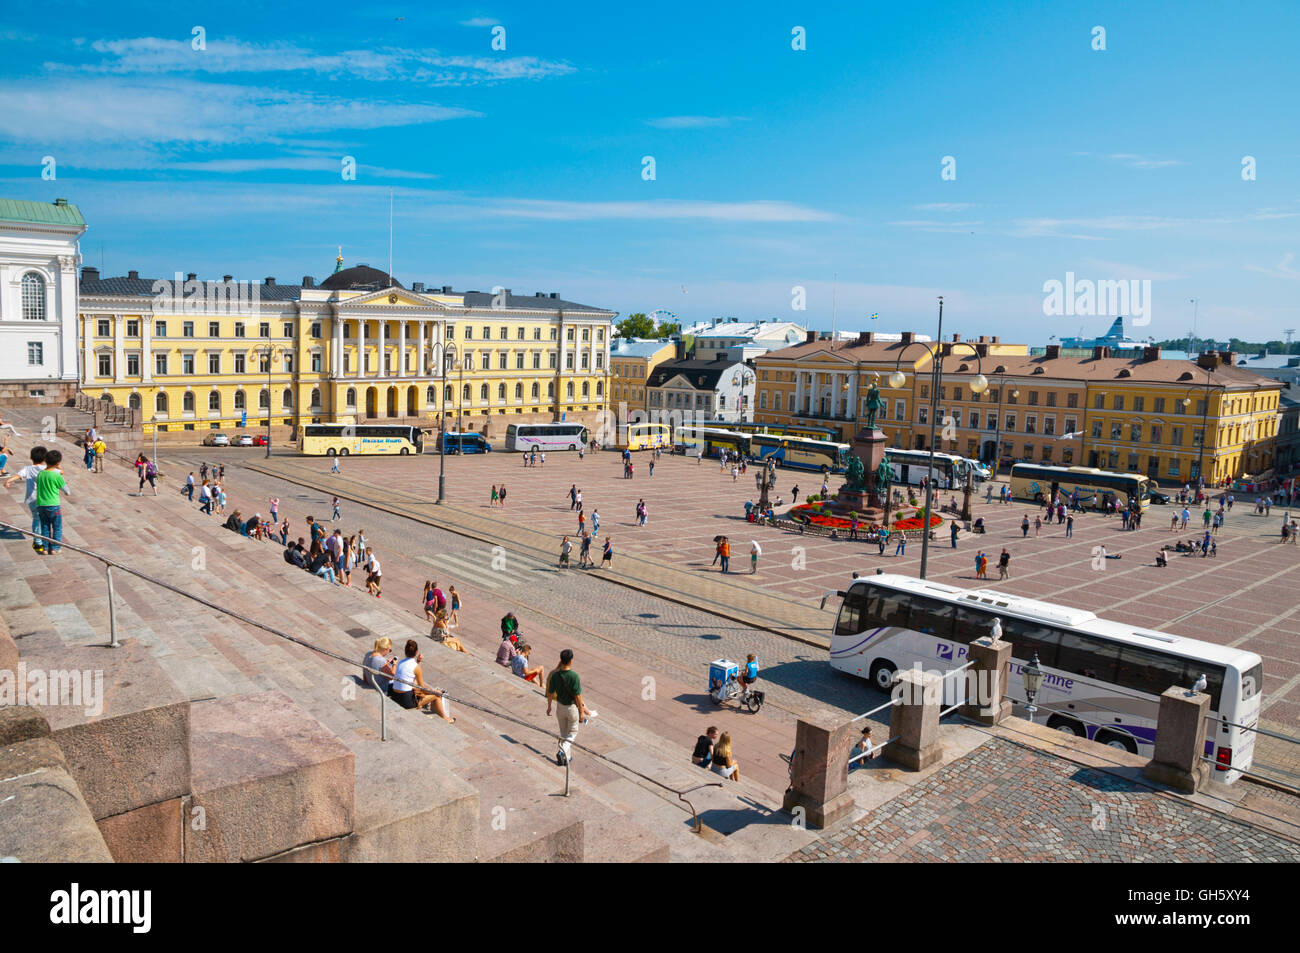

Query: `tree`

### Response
(616, 312, 679, 338)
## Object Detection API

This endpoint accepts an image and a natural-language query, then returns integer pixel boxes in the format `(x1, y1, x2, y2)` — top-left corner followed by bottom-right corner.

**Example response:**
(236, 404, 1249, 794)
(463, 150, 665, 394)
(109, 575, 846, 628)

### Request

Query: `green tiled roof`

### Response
(0, 197, 86, 228)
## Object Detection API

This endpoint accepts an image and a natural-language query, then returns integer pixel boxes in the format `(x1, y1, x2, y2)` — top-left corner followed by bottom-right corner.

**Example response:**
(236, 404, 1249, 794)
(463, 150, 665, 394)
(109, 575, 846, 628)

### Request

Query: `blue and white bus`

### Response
(826, 574, 1262, 782)
(504, 422, 588, 452)
(751, 433, 850, 472)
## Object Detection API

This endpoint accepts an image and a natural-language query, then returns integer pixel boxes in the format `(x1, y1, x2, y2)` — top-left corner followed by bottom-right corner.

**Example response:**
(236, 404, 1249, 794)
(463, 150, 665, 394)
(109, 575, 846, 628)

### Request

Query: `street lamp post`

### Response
(732, 366, 754, 423)
(438, 342, 460, 504)
(887, 297, 988, 580)
(262, 335, 278, 459)
(1181, 365, 1219, 488)
(991, 379, 1018, 476)
(755, 457, 777, 512)
(1023, 652, 1044, 723)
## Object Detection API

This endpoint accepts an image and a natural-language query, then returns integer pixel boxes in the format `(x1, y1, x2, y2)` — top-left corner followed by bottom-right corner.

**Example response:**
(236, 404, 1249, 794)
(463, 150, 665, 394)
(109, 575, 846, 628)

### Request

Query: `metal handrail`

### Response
(0, 517, 728, 831)
(1203, 714, 1300, 747)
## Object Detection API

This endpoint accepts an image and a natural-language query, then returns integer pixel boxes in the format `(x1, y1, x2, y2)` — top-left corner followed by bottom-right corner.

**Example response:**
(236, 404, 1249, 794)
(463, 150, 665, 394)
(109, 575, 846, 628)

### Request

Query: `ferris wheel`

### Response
(647, 309, 679, 326)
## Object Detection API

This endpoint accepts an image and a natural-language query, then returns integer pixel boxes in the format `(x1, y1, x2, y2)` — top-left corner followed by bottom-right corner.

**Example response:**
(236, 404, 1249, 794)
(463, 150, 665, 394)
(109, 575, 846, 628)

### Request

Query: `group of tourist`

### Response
(3, 444, 70, 555)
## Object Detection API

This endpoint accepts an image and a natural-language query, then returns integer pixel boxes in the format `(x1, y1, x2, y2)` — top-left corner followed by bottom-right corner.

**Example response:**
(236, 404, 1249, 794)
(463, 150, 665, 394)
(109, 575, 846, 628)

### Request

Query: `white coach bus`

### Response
(825, 573, 1263, 782)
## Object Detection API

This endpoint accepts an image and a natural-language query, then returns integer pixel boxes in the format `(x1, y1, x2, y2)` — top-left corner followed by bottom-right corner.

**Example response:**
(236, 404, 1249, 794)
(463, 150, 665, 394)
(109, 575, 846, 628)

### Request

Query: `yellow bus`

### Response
(1009, 464, 1153, 509)
(298, 423, 425, 456)
(622, 421, 671, 450)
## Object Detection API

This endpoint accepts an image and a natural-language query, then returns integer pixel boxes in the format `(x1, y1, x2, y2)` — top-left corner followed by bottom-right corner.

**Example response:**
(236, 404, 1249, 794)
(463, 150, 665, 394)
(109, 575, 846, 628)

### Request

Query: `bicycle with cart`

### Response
(707, 659, 764, 713)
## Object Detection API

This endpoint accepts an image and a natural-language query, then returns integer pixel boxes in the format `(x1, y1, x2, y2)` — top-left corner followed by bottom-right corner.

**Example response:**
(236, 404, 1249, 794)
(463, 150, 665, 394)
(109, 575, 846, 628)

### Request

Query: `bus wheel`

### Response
(400, 448, 410, 455)
(339, 448, 350, 456)
(1046, 715, 1085, 738)
(1095, 731, 1138, 754)
(325, 448, 336, 456)
(869, 660, 897, 692)
(569, 444, 576, 451)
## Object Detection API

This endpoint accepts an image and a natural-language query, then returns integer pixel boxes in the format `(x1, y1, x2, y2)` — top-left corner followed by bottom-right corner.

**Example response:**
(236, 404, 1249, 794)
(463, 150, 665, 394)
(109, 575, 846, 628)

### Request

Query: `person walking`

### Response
(976, 551, 988, 579)
(878, 527, 888, 556)
(1180, 506, 1190, 530)
(330, 455, 341, 474)
(93, 437, 107, 473)
(895, 532, 906, 556)
(331, 496, 341, 522)
(1066, 514, 1074, 538)
(448, 586, 462, 627)
(34, 449, 70, 555)
(185, 472, 195, 501)
(569, 484, 578, 510)
(490, 485, 499, 508)
(199, 480, 213, 514)
(950, 520, 959, 548)
(648, 458, 655, 477)
(1021, 514, 1030, 537)
(601, 536, 614, 568)
(591, 508, 599, 536)
(269, 496, 279, 524)
(559, 535, 572, 569)
(719, 537, 731, 573)
(749, 540, 761, 574)
(546, 649, 592, 766)
(4, 445, 48, 552)
(499, 484, 507, 508)
(577, 509, 586, 534)
(998, 548, 1011, 580)
(579, 531, 593, 568)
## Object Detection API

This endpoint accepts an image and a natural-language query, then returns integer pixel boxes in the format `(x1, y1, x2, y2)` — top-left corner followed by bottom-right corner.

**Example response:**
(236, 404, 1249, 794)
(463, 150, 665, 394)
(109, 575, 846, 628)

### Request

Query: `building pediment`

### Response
(332, 286, 452, 313)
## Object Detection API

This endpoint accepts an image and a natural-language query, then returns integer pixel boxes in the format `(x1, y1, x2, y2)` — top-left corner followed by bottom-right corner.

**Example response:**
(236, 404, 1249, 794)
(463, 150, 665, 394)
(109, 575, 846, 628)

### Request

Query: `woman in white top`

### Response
(389, 639, 454, 722)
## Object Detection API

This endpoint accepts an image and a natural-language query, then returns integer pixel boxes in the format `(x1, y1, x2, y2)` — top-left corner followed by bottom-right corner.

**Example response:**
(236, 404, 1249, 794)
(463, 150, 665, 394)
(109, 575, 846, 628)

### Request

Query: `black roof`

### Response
(319, 264, 402, 291)
(647, 357, 748, 389)
(79, 273, 305, 301)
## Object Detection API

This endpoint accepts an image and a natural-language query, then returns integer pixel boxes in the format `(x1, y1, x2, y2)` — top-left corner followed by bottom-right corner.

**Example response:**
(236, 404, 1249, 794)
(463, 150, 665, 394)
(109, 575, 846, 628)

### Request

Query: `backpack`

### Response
(145, 461, 157, 477)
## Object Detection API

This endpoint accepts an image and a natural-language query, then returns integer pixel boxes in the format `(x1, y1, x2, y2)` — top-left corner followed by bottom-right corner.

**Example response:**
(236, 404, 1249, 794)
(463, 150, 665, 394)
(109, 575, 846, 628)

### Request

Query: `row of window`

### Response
(89, 317, 611, 346)
(94, 318, 296, 339)
(649, 391, 723, 409)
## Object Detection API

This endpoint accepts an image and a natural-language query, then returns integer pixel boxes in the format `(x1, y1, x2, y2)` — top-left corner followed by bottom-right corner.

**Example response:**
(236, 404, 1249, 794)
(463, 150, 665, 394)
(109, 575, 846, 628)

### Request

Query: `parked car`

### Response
(231, 434, 254, 447)
(203, 432, 230, 447)
(252, 435, 269, 447)
(1148, 490, 1172, 505)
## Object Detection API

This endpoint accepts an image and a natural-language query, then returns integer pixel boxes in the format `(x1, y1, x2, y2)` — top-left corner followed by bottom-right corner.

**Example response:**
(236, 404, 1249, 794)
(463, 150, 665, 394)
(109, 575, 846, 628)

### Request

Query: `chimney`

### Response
(675, 339, 686, 360)
(1142, 344, 1161, 362)
(975, 342, 988, 357)
(128, 270, 140, 280)
(411, 281, 424, 292)
(264, 277, 276, 286)
(442, 285, 452, 294)
(951, 333, 962, 342)
(714, 317, 723, 326)
(504, 288, 512, 296)
(186, 272, 197, 282)
(55, 197, 68, 206)
(549, 292, 559, 299)
(991, 336, 999, 344)
(977, 335, 988, 344)
(81, 266, 99, 282)
(856, 331, 874, 346)
(806, 330, 817, 343)
(900, 331, 915, 344)
(1045, 344, 1061, 360)
(302, 275, 315, 287)
(1197, 352, 1221, 370)
(535, 291, 544, 297)
(1218, 349, 1238, 367)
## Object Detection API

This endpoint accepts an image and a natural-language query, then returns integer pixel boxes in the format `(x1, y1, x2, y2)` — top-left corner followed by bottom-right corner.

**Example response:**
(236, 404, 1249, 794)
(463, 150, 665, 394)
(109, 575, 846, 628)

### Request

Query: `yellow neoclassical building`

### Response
(608, 338, 677, 416)
(755, 334, 1284, 484)
(77, 260, 616, 437)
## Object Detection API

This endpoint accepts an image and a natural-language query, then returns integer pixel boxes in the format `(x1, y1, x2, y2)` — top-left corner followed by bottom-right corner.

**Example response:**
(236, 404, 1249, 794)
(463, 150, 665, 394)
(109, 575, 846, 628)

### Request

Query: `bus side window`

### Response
(998, 618, 1061, 669)
(835, 588, 868, 636)
(913, 598, 954, 638)
(878, 592, 915, 629)
(1115, 646, 1186, 698)
(1055, 632, 1119, 683)
(952, 607, 990, 645)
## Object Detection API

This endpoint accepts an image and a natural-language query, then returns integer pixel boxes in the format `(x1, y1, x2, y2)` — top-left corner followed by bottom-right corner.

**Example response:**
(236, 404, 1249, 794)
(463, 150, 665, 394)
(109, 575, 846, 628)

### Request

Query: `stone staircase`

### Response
(0, 434, 809, 862)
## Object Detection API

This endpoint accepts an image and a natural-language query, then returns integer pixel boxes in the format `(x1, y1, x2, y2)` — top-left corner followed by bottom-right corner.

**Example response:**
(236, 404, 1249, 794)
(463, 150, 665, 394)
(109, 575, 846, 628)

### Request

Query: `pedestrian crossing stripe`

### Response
(416, 551, 536, 590)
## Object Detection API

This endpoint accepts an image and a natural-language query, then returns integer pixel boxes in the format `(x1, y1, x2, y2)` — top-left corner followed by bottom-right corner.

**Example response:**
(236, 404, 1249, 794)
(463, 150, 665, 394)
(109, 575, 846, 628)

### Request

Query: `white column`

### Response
(113, 315, 125, 383)
(82, 315, 94, 387)
(397, 319, 406, 377)
(333, 316, 343, 378)
(356, 319, 365, 378)
(418, 319, 427, 376)
(377, 319, 387, 377)
(142, 316, 153, 383)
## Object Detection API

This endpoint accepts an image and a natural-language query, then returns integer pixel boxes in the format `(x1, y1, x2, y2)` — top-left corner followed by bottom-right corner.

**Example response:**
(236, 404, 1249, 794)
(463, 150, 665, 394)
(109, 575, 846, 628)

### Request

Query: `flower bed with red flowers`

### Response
(788, 505, 943, 532)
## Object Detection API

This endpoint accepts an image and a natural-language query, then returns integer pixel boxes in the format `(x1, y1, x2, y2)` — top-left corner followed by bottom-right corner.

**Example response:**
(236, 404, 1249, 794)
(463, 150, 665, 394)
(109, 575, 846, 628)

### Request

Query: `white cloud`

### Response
(643, 115, 747, 129)
(1104, 153, 1185, 169)
(51, 37, 573, 86)
(0, 78, 481, 146)
(482, 198, 837, 223)
(167, 157, 440, 179)
(1245, 252, 1300, 280)
(459, 17, 501, 27)
(914, 202, 977, 212)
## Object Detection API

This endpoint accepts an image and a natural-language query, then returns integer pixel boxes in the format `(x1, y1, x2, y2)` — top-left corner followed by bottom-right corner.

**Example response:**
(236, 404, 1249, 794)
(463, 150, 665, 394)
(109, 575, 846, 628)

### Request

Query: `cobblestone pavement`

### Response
(786, 737, 1300, 862)
(173, 445, 1300, 788)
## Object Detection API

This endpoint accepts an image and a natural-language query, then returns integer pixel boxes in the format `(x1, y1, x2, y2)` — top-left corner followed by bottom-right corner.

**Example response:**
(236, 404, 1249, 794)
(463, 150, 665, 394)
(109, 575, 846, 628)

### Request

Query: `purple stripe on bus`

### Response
(830, 627, 887, 658)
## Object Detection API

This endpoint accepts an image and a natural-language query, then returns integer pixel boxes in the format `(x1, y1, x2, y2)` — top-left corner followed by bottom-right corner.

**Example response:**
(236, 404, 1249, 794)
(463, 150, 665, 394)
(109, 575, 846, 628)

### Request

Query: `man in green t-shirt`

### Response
(546, 649, 591, 766)
(35, 449, 71, 554)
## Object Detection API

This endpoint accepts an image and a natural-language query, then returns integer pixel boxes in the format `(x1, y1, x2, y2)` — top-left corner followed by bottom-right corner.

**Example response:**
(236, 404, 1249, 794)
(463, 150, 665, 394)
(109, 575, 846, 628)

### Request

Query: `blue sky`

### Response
(2, 0, 1298, 344)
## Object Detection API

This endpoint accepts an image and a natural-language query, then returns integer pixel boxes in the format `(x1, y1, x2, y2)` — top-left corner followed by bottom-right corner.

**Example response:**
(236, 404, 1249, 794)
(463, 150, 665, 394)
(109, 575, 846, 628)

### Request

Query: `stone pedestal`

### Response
(1142, 687, 1211, 793)
(887, 668, 943, 770)
(781, 716, 857, 829)
(960, 637, 1013, 726)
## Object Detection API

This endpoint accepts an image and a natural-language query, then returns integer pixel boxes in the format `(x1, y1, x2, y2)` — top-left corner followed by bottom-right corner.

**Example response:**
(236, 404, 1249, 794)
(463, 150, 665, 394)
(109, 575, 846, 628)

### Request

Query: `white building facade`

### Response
(0, 198, 84, 403)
